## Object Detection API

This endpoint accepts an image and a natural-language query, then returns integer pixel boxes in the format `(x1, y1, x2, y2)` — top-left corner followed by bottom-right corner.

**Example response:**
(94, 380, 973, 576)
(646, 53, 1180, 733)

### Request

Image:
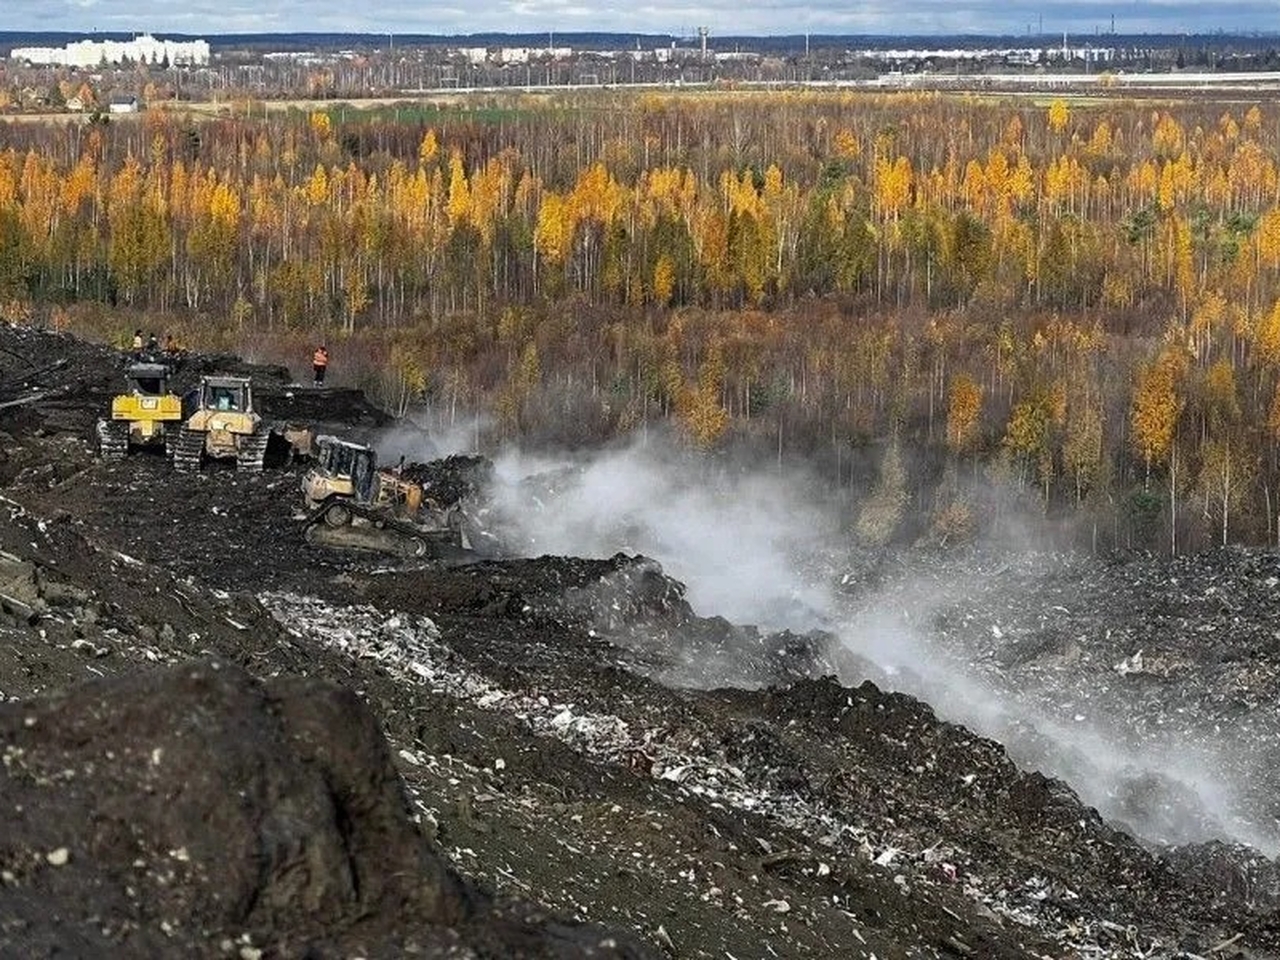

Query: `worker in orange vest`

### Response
(312, 345, 329, 386)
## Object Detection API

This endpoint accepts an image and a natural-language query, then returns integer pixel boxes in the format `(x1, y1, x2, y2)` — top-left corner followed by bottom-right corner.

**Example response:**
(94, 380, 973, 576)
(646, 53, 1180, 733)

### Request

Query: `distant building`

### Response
(108, 95, 139, 114)
(65, 95, 85, 112)
(10, 34, 210, 68)
(498, 46, 572, 65)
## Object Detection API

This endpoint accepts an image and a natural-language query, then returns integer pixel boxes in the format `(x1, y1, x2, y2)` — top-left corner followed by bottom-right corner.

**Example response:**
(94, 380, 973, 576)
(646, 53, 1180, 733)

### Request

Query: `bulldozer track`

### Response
(171, 427, 205, 473)
(304, 522, 428, 557)
(304, 500, 428, 556)
(299, 499, 475, 558)
(95, 419, 129, 461)
(236, 430, 269, 473)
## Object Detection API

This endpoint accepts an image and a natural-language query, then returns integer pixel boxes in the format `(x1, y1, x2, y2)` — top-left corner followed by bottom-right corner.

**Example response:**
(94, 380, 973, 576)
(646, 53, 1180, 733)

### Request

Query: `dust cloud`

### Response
(395, 429, 1274, 855)
(488, 440, 836, 631)
(841, 584, 1276, 855)
(371, 414, 490, 467)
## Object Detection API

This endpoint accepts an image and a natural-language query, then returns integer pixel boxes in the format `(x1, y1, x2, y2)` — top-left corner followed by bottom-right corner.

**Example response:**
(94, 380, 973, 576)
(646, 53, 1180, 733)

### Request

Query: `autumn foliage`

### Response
(8, 91, 1280, 550)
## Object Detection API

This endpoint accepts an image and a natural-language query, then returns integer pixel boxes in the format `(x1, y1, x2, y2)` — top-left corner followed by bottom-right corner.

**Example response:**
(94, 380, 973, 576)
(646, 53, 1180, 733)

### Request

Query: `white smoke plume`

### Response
(835, 580, 1276, 855)
(489, 440, 836, 630)
(372, 412, 492, 467)
(394, 429, 1275, 855)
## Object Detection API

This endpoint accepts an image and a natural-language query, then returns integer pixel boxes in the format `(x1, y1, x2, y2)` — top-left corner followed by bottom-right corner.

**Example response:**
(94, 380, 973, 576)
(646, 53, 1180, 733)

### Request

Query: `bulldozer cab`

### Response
(125, 362, 171, 397)
(199, 377, 253, 414)
(316, 436, 378, 502)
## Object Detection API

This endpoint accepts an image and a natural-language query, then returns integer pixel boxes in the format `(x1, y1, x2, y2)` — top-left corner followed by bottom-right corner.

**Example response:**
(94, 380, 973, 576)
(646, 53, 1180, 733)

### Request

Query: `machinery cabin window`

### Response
(206, 384, 244, 412)
(352, 450, 377, 500)
(321, 442, 357, 476)
(132, 376, 166, 395)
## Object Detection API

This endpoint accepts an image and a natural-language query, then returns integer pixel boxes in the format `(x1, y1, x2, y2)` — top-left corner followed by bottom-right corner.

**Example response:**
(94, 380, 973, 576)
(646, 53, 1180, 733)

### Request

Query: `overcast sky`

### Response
(5, 0, 1279, 38)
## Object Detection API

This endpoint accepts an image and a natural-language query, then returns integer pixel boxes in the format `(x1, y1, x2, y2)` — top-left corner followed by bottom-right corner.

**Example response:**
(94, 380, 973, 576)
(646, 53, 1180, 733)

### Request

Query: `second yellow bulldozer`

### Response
(170, 375, 271, 472)
(96, 360, 184, 461)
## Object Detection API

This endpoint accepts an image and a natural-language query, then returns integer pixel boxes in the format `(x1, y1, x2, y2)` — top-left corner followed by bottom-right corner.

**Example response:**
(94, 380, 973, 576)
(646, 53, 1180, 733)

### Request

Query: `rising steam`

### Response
(489, 441, 836, 631)
(385, 426, 1275, 855)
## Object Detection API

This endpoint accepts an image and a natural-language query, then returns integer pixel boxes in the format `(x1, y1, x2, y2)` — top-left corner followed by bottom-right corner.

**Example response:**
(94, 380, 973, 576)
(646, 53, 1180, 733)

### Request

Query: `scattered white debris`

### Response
(1114, 650, 1145, 676)
(254, 590, 1178, 956)
(45, 847, 69, 866)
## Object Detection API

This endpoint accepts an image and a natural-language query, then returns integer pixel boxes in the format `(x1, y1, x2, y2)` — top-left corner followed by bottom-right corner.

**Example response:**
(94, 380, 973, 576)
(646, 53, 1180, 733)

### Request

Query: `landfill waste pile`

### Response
(0, 320, 1277, 959)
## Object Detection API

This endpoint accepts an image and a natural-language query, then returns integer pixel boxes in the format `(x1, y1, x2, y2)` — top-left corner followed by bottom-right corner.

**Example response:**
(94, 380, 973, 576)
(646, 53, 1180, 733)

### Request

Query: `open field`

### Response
(5, 70, 1279, 127)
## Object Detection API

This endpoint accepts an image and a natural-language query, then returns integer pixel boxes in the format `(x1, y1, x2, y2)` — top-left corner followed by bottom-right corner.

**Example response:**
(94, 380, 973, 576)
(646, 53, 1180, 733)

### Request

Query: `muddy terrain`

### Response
(1, 321, 1277, 959)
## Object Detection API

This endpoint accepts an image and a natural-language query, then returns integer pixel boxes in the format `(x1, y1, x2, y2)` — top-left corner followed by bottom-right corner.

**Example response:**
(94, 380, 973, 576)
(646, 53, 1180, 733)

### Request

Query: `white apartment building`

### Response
(10, 34, 211, 68)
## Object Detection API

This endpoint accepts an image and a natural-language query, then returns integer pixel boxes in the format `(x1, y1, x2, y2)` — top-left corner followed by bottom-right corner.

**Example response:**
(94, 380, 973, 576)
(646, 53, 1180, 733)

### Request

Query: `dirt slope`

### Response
(0, 321, 1275, 960)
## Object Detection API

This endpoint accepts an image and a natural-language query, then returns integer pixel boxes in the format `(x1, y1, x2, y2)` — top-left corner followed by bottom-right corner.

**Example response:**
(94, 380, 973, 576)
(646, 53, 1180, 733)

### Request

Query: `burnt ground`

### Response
(1, 321, 1278, 959)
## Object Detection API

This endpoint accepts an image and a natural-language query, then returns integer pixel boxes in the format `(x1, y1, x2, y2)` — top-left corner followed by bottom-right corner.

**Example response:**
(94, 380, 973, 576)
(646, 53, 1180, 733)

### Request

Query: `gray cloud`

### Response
(4, 0, 1279, 35)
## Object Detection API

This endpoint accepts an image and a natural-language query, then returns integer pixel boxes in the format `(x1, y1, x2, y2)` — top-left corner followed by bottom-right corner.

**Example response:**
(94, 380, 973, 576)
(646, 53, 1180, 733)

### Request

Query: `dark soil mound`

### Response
(0, 660, 654, 958)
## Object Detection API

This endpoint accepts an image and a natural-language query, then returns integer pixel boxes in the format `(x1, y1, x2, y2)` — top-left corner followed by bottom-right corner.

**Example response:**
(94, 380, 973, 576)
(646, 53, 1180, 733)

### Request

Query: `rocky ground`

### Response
(1, 321, 1278, 959)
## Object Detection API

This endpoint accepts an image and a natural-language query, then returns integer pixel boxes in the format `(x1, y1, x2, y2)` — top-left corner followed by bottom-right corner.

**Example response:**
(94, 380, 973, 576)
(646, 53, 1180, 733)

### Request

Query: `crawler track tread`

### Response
(172, 426, 205, 473)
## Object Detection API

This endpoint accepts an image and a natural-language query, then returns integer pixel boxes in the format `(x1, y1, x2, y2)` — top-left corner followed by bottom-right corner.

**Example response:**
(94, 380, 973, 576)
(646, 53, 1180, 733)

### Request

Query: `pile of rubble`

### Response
(400, 454, 494, 508)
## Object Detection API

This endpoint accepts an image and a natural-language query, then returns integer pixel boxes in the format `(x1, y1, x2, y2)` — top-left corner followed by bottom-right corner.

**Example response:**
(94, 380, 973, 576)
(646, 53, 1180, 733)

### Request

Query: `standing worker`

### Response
(312, 344, 329, 386)
(131, 329, 143, 354)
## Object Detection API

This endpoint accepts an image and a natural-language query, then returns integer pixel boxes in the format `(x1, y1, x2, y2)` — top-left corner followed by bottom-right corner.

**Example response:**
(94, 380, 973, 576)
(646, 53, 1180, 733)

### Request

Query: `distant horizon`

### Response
(3, 28, 1280, 44)
(5, 0, 1280, 41)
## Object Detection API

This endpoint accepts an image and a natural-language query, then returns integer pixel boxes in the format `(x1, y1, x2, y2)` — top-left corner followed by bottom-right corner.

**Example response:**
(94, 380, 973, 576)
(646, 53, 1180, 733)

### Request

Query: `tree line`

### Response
(5, 90, 1280, 552)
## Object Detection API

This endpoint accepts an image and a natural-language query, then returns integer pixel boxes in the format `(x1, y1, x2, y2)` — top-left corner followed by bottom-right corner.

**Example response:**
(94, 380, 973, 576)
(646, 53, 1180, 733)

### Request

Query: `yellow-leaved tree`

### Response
(418, 128, 439, 166)
(1047, 99, 1070, 137)
(1130, 345, 1188, 553)
(856, 439, 908, 545)
(652, 254, 676, 306)
(1131, 346, 1185, 484)
(681, 343, 730, 449)
(945, 373, 983, 457)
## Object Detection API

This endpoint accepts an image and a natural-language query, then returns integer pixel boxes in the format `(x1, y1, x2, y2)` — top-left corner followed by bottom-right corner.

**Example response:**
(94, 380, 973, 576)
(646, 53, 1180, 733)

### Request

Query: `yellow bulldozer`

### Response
(96, 360, 184, 461)
(301, 435, 472, 558)
(170, 375, 271, 472)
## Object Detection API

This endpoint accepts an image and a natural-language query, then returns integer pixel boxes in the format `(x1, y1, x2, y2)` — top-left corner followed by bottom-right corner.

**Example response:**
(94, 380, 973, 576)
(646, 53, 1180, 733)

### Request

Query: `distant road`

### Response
(171, 81, 693, 115)
(156, 71, 1280, 114)
(7, 70, 1280, 125)
(869, 70, 1280, 92)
